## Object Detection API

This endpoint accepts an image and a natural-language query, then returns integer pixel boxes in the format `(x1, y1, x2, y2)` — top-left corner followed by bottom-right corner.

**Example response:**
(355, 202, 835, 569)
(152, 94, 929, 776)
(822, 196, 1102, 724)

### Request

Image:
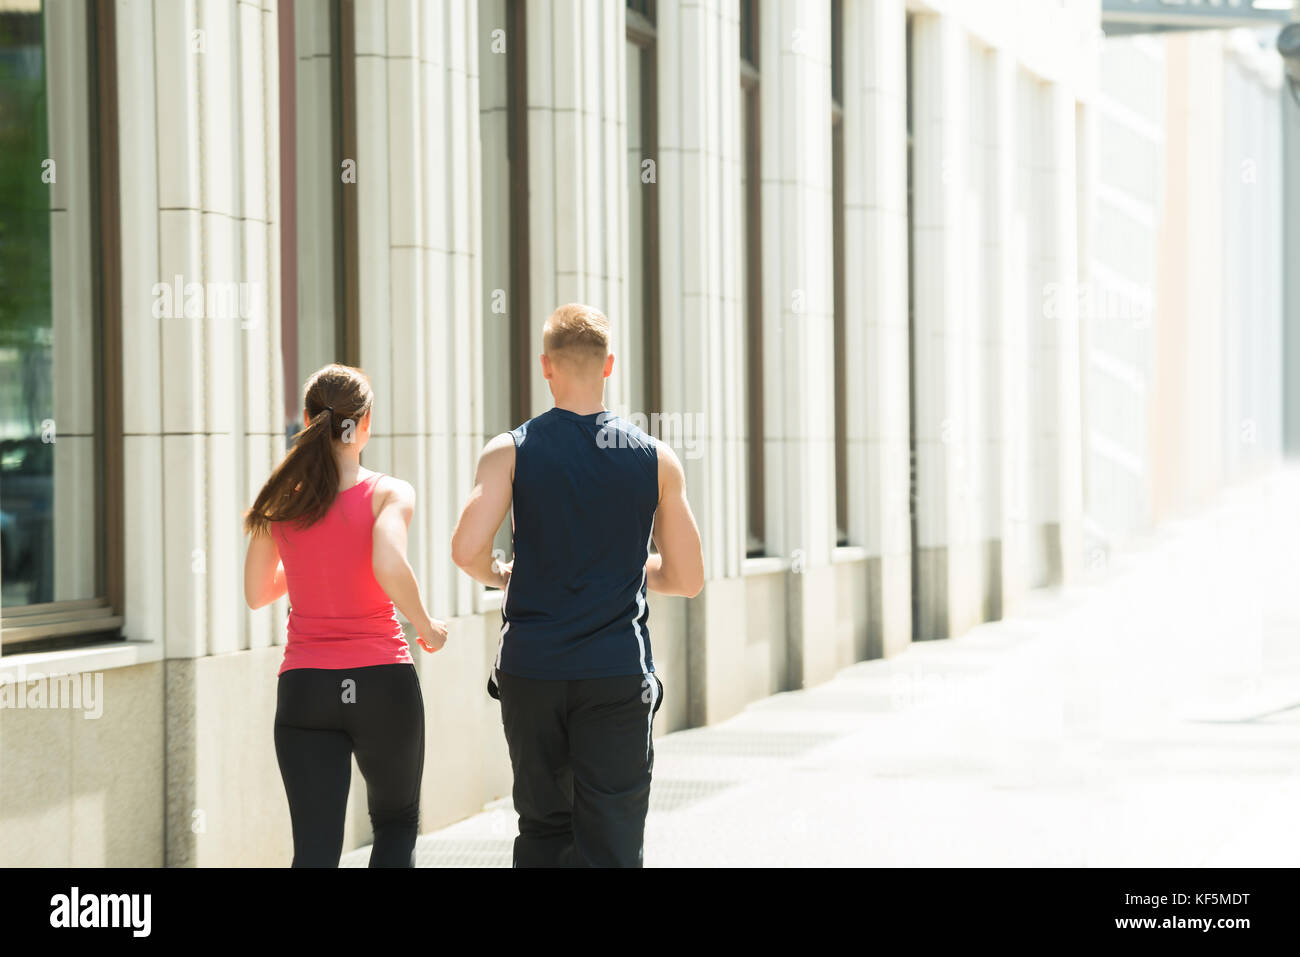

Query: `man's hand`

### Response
(492, 557, 514, 591)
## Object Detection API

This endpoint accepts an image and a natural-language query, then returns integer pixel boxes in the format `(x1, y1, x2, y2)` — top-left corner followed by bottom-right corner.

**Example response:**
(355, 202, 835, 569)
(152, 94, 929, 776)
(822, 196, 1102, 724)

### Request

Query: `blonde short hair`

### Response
(543, 303, 610, 365)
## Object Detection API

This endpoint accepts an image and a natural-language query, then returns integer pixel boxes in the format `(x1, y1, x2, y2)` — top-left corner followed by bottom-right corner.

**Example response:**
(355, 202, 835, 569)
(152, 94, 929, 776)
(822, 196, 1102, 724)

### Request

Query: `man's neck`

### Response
(552, 396, 607, 416)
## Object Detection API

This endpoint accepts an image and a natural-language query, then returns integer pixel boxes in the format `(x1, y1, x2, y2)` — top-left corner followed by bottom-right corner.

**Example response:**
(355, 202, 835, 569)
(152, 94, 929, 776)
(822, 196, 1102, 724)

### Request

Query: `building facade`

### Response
(1087, 25, 1289, 556)
(0, 0, 1287, 866)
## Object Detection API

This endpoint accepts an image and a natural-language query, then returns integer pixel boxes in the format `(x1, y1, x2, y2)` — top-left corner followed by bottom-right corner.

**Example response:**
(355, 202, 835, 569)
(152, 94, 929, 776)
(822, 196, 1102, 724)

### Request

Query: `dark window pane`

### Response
(627, 0, 655, 23)
(0, 6, 92, 608)
(832, 0, 847, 543)
(481, 0, 531, 567)
(833, 116, 848, 546)
(626, 35, 659, 418)
(740, 0, 758, 68)
(282, 0, 350, 443)
(742, 84, 764, 557)
(831, 0, 843, 105)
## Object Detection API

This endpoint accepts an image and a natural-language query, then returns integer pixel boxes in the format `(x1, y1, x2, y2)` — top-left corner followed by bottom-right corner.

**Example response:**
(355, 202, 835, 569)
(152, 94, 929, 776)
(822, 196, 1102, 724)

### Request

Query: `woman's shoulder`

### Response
(367, 472, 416, 514)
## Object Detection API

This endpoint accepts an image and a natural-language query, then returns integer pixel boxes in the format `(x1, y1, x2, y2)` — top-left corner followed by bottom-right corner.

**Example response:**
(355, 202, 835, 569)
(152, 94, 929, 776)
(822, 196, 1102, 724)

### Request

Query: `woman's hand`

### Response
(415, 617, 448, 653)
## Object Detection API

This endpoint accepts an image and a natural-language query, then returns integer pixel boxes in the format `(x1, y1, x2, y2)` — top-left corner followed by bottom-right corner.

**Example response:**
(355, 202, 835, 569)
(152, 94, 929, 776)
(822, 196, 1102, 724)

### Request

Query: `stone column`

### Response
(756, 0, 839, 686)
(655, 0, 748, 723)
(908, 15, 986, 640)
(985, 48, 1030, 617)
(144, 0, 286, 865)
(1286, 42, 1300, 456)
(1034, 82, 1084, 585)
(843, 0, 912, 658)
(352, 0, 483, 620)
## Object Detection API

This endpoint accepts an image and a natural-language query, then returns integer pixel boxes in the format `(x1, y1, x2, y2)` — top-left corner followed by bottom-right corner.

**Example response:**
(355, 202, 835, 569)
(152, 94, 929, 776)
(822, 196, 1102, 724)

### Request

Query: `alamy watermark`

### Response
(598, 410, 705, 460)
(0, 665, 104, 719)
(151, 274, 264, 328)
(1043, 280, 1151, 327)
(49, 887, 150, 937)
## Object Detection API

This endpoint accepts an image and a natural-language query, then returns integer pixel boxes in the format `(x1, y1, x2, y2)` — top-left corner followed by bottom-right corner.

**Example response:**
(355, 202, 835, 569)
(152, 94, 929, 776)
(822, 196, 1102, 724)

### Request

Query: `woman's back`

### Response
(246, 363, 439, 867)
(272, 471, 411, 674)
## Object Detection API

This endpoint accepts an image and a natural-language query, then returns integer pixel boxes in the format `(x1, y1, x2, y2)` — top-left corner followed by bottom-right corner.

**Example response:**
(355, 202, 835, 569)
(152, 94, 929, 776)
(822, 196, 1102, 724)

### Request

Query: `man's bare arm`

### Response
(647, 441, 704, 598)
(451, 432, 515, 589)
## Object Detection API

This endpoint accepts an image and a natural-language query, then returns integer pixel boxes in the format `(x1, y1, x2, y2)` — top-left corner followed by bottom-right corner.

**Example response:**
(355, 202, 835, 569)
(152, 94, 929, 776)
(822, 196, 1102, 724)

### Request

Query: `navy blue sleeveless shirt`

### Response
(497, 407, 660, 680)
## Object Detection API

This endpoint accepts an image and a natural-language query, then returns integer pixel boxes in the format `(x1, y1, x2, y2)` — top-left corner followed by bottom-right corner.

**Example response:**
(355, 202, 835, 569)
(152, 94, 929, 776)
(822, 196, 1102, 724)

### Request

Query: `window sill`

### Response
(832, 545, 870, 564)
(0, 638, 162, 683)
(741, 555, 788, 577)
(1, 600, 123, 646)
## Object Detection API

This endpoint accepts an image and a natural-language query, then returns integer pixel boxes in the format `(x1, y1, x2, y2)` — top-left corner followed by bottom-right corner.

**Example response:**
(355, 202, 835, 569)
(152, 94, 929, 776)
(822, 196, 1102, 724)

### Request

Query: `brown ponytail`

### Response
(244, 363, 374, 536)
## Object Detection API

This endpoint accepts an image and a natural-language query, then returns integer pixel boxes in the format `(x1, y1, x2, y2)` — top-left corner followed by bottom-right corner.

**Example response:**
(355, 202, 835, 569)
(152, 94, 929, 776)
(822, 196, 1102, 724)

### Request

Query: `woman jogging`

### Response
(243, 363, 446, 867)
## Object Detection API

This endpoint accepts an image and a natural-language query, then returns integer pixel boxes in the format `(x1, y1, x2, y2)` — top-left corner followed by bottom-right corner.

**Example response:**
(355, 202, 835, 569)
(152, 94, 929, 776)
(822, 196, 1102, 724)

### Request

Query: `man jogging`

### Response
(451, 303, 704, 867)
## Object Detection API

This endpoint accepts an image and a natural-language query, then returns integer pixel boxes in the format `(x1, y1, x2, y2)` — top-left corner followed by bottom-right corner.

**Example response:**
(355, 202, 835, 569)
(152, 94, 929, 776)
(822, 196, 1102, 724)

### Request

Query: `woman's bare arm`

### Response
(244, 528, 288, 609)
(372, 477, 448, 652)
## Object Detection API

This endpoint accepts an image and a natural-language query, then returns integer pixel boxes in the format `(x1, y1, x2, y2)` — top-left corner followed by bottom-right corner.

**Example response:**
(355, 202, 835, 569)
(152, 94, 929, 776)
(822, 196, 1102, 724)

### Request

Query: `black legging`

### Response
(274, 663, 425, 867)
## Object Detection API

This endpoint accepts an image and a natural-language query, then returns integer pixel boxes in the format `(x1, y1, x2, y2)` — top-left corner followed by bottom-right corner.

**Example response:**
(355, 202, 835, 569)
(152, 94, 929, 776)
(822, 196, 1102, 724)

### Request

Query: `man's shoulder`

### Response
(509, 409, 557, 446)
(596, 413, 659, 454)
(486, 429, 520, 452)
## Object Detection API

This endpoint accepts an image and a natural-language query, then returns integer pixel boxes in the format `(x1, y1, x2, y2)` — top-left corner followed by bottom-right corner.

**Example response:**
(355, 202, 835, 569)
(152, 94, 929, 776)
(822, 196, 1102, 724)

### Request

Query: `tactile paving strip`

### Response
(654, 730, 841, 759)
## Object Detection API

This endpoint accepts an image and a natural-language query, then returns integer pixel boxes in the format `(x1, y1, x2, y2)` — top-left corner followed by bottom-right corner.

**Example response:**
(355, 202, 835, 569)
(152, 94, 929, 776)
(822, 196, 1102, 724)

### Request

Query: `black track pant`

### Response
(274, 663, 425, 867)
(497, 669, 663, 867)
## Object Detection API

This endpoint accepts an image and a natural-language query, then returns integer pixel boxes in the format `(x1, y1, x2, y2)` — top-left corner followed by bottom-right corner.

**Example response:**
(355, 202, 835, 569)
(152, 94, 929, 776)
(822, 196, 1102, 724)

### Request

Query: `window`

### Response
(506, 0, 530, 429)
(741, 0, 765, 557)
(626, 0, 659, 417)
(278, 0, 356, 442)
(905, 15, 919, 640)
(831, 0, 848, 546)
(0, 0, 124, 651)
(480, 0, 531, 569)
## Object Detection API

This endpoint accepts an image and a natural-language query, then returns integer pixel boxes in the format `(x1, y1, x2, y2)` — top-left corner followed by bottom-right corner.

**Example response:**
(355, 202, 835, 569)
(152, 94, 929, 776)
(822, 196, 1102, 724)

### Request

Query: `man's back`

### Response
(451, 302, 702, 867)
(500, 407, 659, 680)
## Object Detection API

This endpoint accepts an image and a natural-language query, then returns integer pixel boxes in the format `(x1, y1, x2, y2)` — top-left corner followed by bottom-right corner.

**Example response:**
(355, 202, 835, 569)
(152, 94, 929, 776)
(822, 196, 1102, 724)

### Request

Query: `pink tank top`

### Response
(272, 472, 413, 675)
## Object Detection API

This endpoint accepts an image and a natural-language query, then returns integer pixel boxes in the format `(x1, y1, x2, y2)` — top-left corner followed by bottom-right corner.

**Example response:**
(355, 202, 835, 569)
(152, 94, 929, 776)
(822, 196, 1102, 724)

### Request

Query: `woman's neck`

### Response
(333, 448, 363, 490)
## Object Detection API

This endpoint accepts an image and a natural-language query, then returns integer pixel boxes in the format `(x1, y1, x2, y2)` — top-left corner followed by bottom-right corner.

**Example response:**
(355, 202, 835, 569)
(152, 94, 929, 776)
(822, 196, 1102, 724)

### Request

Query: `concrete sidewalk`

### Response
(343, 469, 1300, 867)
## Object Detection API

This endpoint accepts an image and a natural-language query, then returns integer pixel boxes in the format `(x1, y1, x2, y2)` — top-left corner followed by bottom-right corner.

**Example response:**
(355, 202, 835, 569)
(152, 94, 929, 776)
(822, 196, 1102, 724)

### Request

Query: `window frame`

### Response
(627, 0, 661, 418)
(0, 0, 126, 653)
(832, 0, 849, 547)
(277, 0, 359, 444)
(740, 0, 765, 558)
(507, 0, 531, 427)
(478, 0, 533, 584)
(905, 15, 920, 641)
